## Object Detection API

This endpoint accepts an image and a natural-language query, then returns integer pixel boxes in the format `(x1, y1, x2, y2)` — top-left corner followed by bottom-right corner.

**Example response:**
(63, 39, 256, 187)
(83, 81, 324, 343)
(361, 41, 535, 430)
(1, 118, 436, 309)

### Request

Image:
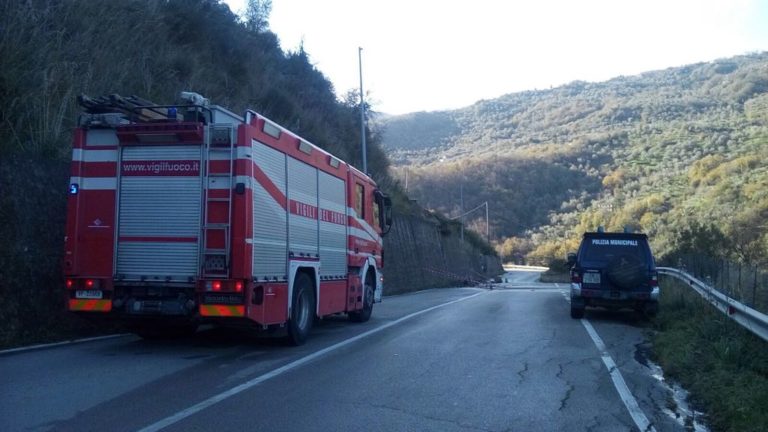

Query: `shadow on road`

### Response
(581, 308, 654, 329)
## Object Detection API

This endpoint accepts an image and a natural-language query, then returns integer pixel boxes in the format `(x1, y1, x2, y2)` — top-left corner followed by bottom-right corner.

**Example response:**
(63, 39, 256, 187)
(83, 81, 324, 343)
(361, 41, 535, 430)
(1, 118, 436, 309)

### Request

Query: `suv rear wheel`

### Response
(570, 304, 585, 319)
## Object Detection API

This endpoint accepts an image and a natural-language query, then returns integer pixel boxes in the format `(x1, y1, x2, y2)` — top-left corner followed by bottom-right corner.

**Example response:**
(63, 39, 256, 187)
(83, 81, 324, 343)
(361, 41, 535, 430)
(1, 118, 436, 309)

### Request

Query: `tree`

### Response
(245, 0, 271, 33)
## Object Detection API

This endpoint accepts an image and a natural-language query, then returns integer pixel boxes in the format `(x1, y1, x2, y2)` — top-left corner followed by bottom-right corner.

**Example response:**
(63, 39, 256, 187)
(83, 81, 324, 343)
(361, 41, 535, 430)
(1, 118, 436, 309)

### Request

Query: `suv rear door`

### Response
(576, 234, 655, 296)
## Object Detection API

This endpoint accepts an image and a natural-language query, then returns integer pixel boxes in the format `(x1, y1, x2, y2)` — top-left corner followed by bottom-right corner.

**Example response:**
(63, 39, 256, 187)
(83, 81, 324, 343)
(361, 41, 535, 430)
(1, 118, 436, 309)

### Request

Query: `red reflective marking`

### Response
(68, 299, 112, 312)
(252, 163, 287, 209)
(200, 304, 244, 317)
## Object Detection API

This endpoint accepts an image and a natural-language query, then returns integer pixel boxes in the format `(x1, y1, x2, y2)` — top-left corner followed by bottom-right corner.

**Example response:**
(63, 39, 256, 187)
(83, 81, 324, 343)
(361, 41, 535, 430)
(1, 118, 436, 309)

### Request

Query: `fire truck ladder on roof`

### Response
(202, 124, 236, 278)
(78, 94, 171, 121)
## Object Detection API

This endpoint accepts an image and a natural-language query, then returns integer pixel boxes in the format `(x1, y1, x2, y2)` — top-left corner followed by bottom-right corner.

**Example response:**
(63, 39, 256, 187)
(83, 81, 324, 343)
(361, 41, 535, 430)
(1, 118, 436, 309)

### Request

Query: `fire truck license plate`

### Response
(76, 290, 103, 299)
(583, 273, 601, 284)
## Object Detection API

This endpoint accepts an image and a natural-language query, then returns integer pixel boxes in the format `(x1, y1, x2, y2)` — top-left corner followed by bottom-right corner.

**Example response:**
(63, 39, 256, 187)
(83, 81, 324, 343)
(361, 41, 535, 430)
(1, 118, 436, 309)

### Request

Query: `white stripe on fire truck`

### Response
(347, 209, 381, 242)
(69, 176, 117, 190)
(71, 148, 119, 162)
(349, 226, 376, 242)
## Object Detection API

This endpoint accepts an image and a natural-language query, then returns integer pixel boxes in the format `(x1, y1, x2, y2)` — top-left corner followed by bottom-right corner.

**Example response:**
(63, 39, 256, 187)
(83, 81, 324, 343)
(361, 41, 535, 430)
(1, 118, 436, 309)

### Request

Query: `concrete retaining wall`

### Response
(383, 214, 503, 295)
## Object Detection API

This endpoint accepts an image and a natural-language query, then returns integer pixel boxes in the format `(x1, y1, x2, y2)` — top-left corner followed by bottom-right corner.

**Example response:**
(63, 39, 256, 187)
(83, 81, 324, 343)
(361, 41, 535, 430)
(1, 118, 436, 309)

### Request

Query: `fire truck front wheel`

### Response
(287, 272, 315, 345)
(349, 273, 374, 323)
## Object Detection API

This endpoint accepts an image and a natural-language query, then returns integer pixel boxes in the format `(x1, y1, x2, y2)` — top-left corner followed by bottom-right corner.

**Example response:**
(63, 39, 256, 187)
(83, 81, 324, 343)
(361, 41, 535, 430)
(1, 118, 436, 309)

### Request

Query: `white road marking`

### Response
(0, 334, 128, 356)
(581, 319, 656, 432)
(136, 291, 487, 432)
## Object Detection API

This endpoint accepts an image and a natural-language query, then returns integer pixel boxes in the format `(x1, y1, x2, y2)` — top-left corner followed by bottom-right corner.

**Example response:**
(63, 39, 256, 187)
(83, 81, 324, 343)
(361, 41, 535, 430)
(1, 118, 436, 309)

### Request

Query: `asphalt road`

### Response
(1, 271, 701, 432)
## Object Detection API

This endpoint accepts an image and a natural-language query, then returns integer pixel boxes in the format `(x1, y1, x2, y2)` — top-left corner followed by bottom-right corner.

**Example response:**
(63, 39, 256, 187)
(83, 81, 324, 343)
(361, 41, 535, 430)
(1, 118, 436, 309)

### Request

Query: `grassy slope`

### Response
(654, 276, 768, 431)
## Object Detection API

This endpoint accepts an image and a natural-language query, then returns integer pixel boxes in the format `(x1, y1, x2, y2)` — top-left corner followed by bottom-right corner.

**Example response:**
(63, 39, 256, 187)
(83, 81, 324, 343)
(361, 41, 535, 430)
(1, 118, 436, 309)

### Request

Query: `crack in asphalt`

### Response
(516, 361, 529, 385)
(365, 402, 495, 432)
(559, 383, 575, 411)
(542, 328, 559, 349)
(585, 415, 601, 432)
(556, 362, 576, 412)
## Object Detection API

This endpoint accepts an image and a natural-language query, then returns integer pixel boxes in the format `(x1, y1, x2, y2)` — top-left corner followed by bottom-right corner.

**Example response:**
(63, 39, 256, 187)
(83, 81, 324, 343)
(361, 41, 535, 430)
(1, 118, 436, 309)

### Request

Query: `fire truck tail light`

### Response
(84, 279, 102, 289)
(66, 279, 74, 289)
(212, 281, 222, 291)
(235, 281, 243, 292)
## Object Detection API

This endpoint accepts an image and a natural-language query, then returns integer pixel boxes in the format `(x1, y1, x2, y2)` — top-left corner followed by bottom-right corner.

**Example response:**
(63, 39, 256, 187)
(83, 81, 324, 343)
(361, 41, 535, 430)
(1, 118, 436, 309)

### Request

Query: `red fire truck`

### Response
(64, 93, 392, 344)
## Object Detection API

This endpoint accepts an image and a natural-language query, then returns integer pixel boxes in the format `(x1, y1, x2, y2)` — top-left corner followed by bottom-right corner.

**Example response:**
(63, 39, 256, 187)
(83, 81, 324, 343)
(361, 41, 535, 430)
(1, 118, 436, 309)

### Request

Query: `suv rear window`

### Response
(581, 238, 646, 262)
(579, 236, 652, 266)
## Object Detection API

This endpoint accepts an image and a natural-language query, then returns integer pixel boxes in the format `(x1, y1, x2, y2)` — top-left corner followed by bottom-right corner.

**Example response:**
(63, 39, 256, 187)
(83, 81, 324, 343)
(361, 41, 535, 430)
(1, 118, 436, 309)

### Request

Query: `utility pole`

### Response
(460, 183, 464, 242)
(450, 200, 490, 244)
(485, 201, 489, 244)
(358, 47, 367, 174)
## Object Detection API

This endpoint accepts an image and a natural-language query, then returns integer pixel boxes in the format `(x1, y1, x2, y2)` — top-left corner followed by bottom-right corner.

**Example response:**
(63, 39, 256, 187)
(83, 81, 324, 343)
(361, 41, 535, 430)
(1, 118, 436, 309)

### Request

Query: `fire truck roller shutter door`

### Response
(251, 141, 288, 280)
(116, 145, 202, 280)
(318, 171, 347, 278)
(287, 157, 319, 258)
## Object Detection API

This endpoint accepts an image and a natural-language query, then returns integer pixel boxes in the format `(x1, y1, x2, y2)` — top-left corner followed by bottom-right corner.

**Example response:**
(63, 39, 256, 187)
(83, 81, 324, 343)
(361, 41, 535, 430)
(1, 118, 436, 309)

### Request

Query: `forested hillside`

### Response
(381, 53, 768, 265)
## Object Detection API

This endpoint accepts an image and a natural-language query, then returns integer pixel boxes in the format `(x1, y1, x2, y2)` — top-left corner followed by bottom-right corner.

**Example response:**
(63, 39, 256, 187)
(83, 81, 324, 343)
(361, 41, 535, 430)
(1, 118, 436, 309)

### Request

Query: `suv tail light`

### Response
(649, 272, 658, 287)
(571, 270, 581, 283)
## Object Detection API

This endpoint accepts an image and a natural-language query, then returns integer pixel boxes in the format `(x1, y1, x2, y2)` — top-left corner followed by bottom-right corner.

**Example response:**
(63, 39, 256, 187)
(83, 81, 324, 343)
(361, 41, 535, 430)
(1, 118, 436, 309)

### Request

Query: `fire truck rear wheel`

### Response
(349, 274, 374, 323)
(287, 272, 315, 346)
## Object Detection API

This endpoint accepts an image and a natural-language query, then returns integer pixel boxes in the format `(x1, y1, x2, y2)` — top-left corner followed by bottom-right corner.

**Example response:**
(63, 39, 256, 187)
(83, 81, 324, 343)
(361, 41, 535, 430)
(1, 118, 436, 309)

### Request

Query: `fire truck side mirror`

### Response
(376, 191, 393, 235)
(384, 196, 393, 227)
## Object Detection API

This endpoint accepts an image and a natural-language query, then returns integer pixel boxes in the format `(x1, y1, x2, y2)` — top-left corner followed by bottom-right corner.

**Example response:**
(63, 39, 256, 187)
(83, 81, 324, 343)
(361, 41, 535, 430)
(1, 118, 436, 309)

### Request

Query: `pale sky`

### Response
(224, 0, 768, 115)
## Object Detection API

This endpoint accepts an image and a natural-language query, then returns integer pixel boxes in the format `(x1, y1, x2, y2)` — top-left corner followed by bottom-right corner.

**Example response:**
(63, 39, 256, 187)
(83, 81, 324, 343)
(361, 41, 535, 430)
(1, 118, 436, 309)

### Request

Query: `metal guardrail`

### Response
(658, 266, 768, 342)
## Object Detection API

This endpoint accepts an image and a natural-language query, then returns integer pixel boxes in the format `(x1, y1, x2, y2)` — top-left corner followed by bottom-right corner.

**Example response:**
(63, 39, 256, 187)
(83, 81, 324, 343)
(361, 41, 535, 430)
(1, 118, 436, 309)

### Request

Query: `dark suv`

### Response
(567, 231, 659, 319)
